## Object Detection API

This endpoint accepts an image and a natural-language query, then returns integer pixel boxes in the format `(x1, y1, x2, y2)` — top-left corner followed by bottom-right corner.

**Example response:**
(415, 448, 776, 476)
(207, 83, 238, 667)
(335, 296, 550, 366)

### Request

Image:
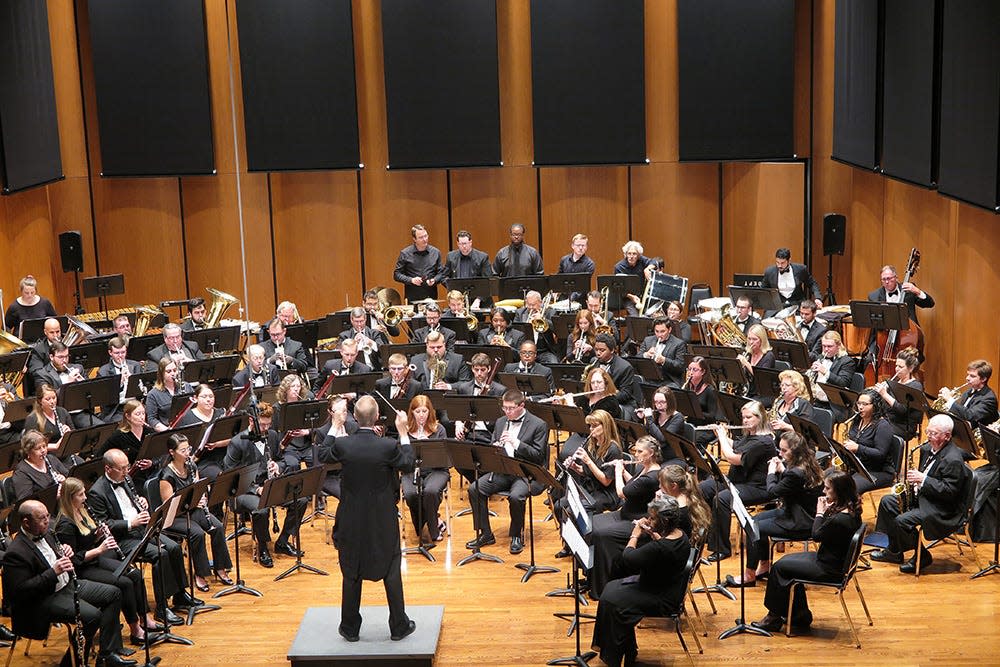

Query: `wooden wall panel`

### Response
(644, 0, 676, 162)
(450, 166, 537, 264)
(47, 177, 98, 311)
(539, 167, 629, 277)
(0, 188, 58, 316)
(497, 0, 532, 166)
(952, 203, 1000, 379)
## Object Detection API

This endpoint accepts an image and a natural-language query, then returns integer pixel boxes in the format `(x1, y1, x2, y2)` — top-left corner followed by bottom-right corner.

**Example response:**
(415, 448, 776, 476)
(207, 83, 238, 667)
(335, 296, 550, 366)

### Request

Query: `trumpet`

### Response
(931, 381, 970, 410)
(490, 333, 510, 347)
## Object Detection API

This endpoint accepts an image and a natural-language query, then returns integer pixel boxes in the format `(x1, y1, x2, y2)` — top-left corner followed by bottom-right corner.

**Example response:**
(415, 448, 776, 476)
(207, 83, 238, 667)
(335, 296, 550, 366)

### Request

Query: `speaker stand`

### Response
(72, 269, 85, 315)
(822, 253, 837, 306)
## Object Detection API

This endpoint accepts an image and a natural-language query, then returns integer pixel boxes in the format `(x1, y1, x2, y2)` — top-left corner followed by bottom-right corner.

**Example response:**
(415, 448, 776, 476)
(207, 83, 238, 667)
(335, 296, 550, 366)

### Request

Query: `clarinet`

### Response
(51, 530, 86, 667)
(185, 457, 216, 534)
(121, 474, 146, 514)
(84, 501, 126, 561)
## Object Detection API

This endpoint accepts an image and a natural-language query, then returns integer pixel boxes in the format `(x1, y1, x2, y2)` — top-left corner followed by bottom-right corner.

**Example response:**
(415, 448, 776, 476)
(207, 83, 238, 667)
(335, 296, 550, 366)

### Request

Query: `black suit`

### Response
(600, 355, 642, 407)
(233, 364, 281, 388)
(868, 286, 935, 325)
(410, 351, 472, 386)
(948, 386, 999, 429)
(331, 428, 414, 638)
(96, 359, 145, 419)
(318, 359, 373, 390)
(147, 340, 204, 365)
(31, 362, 85, 393)
(24, 338, 54, 396)
(410, 325, 457, 350)
(732, 315, 762, 338)
(261, 337, 311, 373)
(444, 248, 493, 282)
(762, 263, 822, 308)
(337, 327, 388, 370)
(477, 327, 526, 349)
(502, 362, 555, 394)
(797, 318, 826, 359)
(636, 334, 686, 386)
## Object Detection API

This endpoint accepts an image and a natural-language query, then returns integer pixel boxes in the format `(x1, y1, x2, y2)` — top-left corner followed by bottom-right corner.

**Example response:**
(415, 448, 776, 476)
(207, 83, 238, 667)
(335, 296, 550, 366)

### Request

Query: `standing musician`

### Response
(938, 359, 999, 429)
(362, 289, 400, 339)
(614, 240, 655, 318)
(478, 307, 525, 348)
(452, 353, 506, 446)
(146, 323, 204, 367)
(635, 386, 686, 466)
(330, 396, 415, 643)
(144, 357, 192, 432)
(795, 300, 826, 360)
(871, 414, 970, 574)
(410, 303, 457, 350)
(699, 401, 776, 562)
(12, 429, 68, 502)
(874, 346, 923, 440)
(233, 343, 281, 388)
(101, 400, 156, 488)
(223, 402, 307, 569)
(3, 500, 132, 667)
(592, 333, 642, 411)
(664, 301, 692, 343)
(682, 356, 720, 450)
(261, 318, 311, 374)
(492, 223, 543, 277)
(337, 307, 387, 372)
(444, 230, 494, 284)
(88, 448, 193, 626)
(318, 338, 372, 391)
(842, 389, 896, 494)
(394, 224, 446, 303)
(23, 383, 72, 454)
(637, 318, 686, 387)
(514, 291, 560, 365)
(869, 264, 934, 325)
(4, 275, 57, 335)
(273, 374, 317, 469)
(809, 331, 858, 416)
(503, 341, 555, 395)
(97, 336, 145, 423)
(55, 477, 164, 646)
(411, 331, 472, 389)
(565, 309, 598, 364)
(769, 370, 816, 433)
(400, 395, 449, 544)
(174, 383, 228, 481)
(762, 247, 823, 310)
(465, 390, 549, 556)
(732, 296, 762, 338)
(178, 297, 207, 332)
(558, 234, 595, 307)
(741, 323, 776, 403)
(375, 353, 421, 401)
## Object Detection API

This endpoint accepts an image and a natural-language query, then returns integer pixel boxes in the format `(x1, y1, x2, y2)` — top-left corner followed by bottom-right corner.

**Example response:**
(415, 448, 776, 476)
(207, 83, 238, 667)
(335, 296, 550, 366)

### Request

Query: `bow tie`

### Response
(110, 480, 126, 490)
(507, 418, 523, 424)
(30, 533, 47, 543)
(778, 267, 790, 275)
(887, 290, 899, 298)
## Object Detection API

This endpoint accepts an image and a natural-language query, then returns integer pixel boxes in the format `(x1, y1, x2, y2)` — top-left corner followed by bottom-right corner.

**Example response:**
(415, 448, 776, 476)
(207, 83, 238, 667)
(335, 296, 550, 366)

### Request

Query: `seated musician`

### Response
(843, 389, 896, 494)
(614, 240, 655, 318)
(874, 346, 923, 440)
(158, 434, 233, 590)
(318, 338, 372, 391)
(314, 396, 359, 502)
(394, 224, 446, 303)
(445, 289, 470, 318)
(732, 295, 762, 338)
(565, 309, 598, 364)
(726, 432, 823, 587)
(12, 429, 68, 502)
(465, 390, 549, 556)
(682, 356, 721, 450)
(637, 317, 685, 387)
(375, 353, 421, 401)
(223, 402, 307, 568)
(410, 302, 456, 349)
(273, 373, 316, 469)
(559, 367, 622, 460)
(769, 370, 816, 433)
(656, 464, 712, 540)
(25, 317, 62, 393)
(492, 223, 543, 277)
(337, 306, 387, 371)
(634, 385, 686, 466)
(144, 357, 192, 432)
(112, 314, 133, 339)
(261, 318, 311, 374)
(796, 300, 826, 360)
(22, 383, 72, 456)
(178, 297, 207, 332)
(410, 331, 472, 390)
(101, 400, 156, 488)
(361, 289, 400, 338)
(591, 333, 642, 412)
(0, 382, 20, 444)
(585, 290, 618, 338)
(741, 323, 776, 404)
(96, 336, 144, 423)
(699, 401, 776, 562)
(174, 383, 228, 480)
(233, 343, 281, 388)
(259, 300, 303, 341)
(514, 291, 560, 364)
(146, 323, 204, 368)
(503, 341, 555, 395)
(762, 247, 824, 311)
(871, 414, 970, 574)
(401, 395, 449, 544)
(664, 301, 692, 343)
(452, 352, 506, 449)
(938, 359, 999, 429)
(809, 330, 857, 418)
(478, 307, 525, 348)
(32, 341, 97, 428)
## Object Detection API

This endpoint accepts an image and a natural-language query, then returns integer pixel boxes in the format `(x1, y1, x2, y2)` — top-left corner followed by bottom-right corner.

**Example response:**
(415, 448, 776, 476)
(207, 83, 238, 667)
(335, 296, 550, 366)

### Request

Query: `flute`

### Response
(692, 424, 747, 432)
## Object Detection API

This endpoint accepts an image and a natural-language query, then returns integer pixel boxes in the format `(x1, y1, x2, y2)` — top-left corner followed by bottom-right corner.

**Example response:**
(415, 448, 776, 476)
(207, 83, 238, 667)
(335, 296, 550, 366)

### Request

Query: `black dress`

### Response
(884, 378, 923, 440)
(847, 417, 896, 494)
(159, 463, 232, 576)
(592, 534, 691, 667)
(400, 425, 450, 541)
(745, 467, 822, 570)
(177, 407, 226, 480)
(102, 427, 157, 488)
(12, 456, 68, 502)
(644, 411, 686, 466)
(553, 443, 624, 521)
(559, 393, 621, 459)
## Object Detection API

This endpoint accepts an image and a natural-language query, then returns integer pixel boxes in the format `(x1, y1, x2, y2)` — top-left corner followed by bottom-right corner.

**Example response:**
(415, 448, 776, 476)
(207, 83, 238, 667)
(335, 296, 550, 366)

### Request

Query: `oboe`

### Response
(51, 530, 86, 667)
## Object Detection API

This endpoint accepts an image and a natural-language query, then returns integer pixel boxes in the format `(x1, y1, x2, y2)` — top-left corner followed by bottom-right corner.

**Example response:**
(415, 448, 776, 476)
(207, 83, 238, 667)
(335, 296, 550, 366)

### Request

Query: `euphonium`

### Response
(0, 330, 29, 391)
(931, 381, 970, 410)
(133, 305, 164, 337)
(62, 316, 100, 346)
(204, 288, 240, 328)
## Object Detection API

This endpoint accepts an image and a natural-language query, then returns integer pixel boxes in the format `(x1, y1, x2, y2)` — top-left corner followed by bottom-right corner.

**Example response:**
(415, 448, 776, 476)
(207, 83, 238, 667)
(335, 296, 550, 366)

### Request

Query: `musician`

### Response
(259, 300, 303, 341)
(223, 402, 307, 568)
(732, 296, 761, 337)
(452, 352, 506, 445)
(55, 477, 164, 647)
(375, 353, 421, 401)
(401, 395, 449, 543)
(591, 496, 690, 667)
(314, 396, 359, 502)
(614, 241, 655, 318)
(492, 223, 543, 277)
(762, 248, 823, 310)
(3, 499, 132, 667)
(158, 434, 233, 590)
(233, 343, 281, 388)
(31, 342, 87, 413)
(411, 330, 472, 389)
(742, 323, 776, 403)
(410, 303, 457, 349)
(465, 390, 549, 555)
(939, 359, 999, 429)
(101, 400, 156, 487)
(88, 449, 193, 626)
(558, 234, 595, 306)
(394, 224, 446, 302)
(869, 264, 934, 325)
(664, 301, 692, 343)
(503, 341, 555, 394)
(726, 432, 823, 587)
(144, 357, 192, 432)
(25, 317, 62, 394)
(585, 290, 617, 337)
(752, 470, 863, 634)
(96, 336, 144, 422)
(769, 370, 816, 432)
(795, 300, 826, 359)
(12, 429, 68, 502)
(478, 307, 525, 348)
(112, 314, 133, 339)
(809, 331, 858, 415)
(446, 289, 470, 318)
(682, 356, 720, 448)
(444, 230, 494, 283)
(337, 307, 387, 371)
(656, 464, 712, 540)
(553, 410, 624, 537)
(635, 386, 686, 466)
(843, 389, 896, 494)
(319, 338, 373, 391)
(514, 291, 560, 364)
(874, 346, 923, 440)
(4, 275, 56, 334)
(362, 289, 400, 339)
(178, 297, 207, 332)
(261, 318, 311, 374)
(592, 333, 642, 410)
(330, 396, 415, 643)
(146, 323, 204, 367)
(871, 414, 970, 574)
(22, 383, 72, 454)
(566, 366, 622, 419)
(174, 383, 228, 480)
(637, 317, 685, 387)
(565, 309, 598, 364)
(699, 401, 776, 562)
(273, 373, 317, 469)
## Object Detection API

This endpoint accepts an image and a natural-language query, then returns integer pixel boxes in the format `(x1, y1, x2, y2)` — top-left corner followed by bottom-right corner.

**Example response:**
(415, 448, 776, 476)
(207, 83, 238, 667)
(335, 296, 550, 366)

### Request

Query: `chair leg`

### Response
(854, 579, 873, 626)
(785, 586, 796, 637)
(696, 569, 717, 614)
(687, 589, 708, 637)
(672, 617, 692, 662)
(4, 638, 17, 667)
(685, 612, 703, 654)
(837, 590, 861, 648)
(964, 525, 982, 569)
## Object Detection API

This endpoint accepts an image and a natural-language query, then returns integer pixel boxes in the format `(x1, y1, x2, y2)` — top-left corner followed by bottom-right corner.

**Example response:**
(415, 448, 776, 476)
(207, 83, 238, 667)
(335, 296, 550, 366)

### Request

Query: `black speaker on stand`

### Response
(58, 230, 85, 315)
(822, 214, 845, 305)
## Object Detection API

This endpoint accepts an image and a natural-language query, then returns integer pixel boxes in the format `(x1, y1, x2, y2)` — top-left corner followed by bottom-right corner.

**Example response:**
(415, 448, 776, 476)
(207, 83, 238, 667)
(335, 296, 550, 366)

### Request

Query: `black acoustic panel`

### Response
(381, 0, 500, 169)
(832, 0, 879, 170)
(530, 0, 645, 166)
(88, 0, 214, 177)
(880, 0, 938, 187)
(237, 0, 360, 172)
(938, 0, 1000, 212)
(678, 0, 795, 161)
(0, 0, 63, 194)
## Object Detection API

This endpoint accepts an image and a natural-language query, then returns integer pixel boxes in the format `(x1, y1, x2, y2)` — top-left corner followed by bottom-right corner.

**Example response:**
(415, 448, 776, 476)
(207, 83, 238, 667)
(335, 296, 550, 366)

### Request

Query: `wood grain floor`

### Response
(8, 476, 1000, 667)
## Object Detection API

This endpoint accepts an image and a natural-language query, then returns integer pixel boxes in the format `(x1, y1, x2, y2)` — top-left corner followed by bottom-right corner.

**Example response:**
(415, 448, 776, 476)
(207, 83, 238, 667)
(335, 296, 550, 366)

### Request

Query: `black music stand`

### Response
(185, 326, 242, 356)
(717, 480, 770, 640)
(821, 382, 860, 425)
(546, 403, 590, 436)
(447, 443, 506, 567)
(625, 356, 661, 382)
(498, 276, 548, 301)
(285, 320, 320, 352)
(440, 317, 477, 343)
(67, 341, 107, 370)
(551, 313, 577, 341)
(59, 376, 119, 427)
(82, 274, 125, 320)
(125, 371, 158, 400)
(1, 397, 32, 424)
(496, 371, 550, 397)
(260, 466, 327, 581)
(672, 389, 705, 424)
(167, 394, 196, 425)
(68, 458, 107, 490)
(514, 459, 561, 582)
(972, 426, 1000, 580)
(688, 344, 740, 359)
(403, 440, 452, 562)
(753, 366, 783, 404)
(624, 316, 655, 343)
(167, 478, 222, 624)
(850, 300, 911, 331)
(827, 438, 876, 486)
(728, 285, 782, 315)
(0, 442, 21, 476)
(614, 419, 650, 453)
(703, 356, 746, 392)
(252, 385, 279, 406)
(660, 430, 693, 466)
(456, 344, 516, 365)
(548, 476, 596, 666)
(597, 274, 641, 313)
(716, 391, 749, 425)
(277, 400, 328, 523)
(448, 277, 497, 304)
(138, 424, 208, 465)
(887, 381, 930, 441)
(379, 343, 424, 368)
(206, 464, 261, 597)
(18, 315, 68, 344)
(126, 334, 162, 363)
(55, 422, 118, 463)
(182, 355, 240, 385)
(324, 372, 380, 399)
(547, 364, 584, 384)
(195, 414, 249, 460)
(321, 312, 352, 341)
(555, 378, 585, 396)
(0, 349, 30, 380)
(771, 339, 811, 370)
(549, 272, 591, 299)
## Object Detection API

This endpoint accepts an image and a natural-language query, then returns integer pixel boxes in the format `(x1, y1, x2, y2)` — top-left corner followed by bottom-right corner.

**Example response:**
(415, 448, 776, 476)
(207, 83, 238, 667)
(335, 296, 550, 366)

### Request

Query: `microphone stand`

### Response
(402, 451, 435, 563)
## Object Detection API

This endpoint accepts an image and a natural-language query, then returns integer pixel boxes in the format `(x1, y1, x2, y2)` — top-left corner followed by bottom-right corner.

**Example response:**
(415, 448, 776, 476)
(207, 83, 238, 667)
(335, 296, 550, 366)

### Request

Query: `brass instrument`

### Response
(931, 381, 970, 411)
(62, 316, 100, 347)
(133, 305, 164, 337)
(460, 292, 480, 332)
(530, 314, 550, 333)
(0, 330, 29, 391)
(494, 298, 525, 310)
(428, 355, 448, 387)
(490, 333, 511, 347)
(204, 288, 240, 328)
(580, 360, 597, 382)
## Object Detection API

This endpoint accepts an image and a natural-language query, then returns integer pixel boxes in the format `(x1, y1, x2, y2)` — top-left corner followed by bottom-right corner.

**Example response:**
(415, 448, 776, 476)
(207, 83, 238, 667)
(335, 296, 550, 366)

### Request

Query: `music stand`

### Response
(138, 424, 208, 464)
(546, 403, 590, 436)
(614, 419, 650, 452)
(514, 459, 561, 582)
(0, 442, 22, 475)
(278, 399, 327, 522)
(125, 371, 158, 400)
(827, 438, 875, 485)
(625, 356, 662, 382)
(927, 409, 979, 457)
(0, 349, 29, 380)
(688, 344, 740, 359)
(771, 340, 811, 370)
(260, 466, 328, 580)
(324, 372, 380, 398)
(126, 334, 163, 363)
(850, 299, 911, 332)
(555, 379, 585, 397)
(548, 272, 591, 298)
(787, 414, 831, 453)
(19, 315, 68, 344)
(703, 356, 746, 392)
(55, 422, 118, 463)
(69, 458, 106, 490)
(182, 355, 240, 385)
(753, 367, 783, 404)
(285, 320, 320, 352)
(59, 376, 119, 427)
(168, 478, 223, 624)
(205, 464, 261, 597)
(379, 343, 425, 367)
(659, 430, 691, 465)
(548, 478, 597, 665)
(403, 440, 453, 562)
(972, 426, 1000, 580)
(624, 317, 655, 343)
(448, 277, 497, 304)
(196, 414, 248, 458)
(597, 274, 641, 312)
(717, 480, 770, 639)
(82, 273, 125, 318)
(496, 372, 550, 397)
(457, 344, 516, 365)
(449, 443, 508, 567)
(716, 391, 750, 425)
(727, 285, 782, 315)
(185, 326, 242, 356)
(252, 386, 279, 406)
(68, 341, 107, 370)
(821, 382, 860, 424)
(887, 381, 930, 440)
(1, 397, 32, 424)
(440, 317, 477, 343)
(672, 389, 705, 423)
(682, 443, 737, 602)
(498, 276, 548, 301)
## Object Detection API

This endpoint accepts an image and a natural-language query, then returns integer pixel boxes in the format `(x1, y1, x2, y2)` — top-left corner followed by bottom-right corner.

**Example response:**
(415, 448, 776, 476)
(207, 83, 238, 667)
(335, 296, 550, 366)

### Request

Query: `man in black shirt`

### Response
(394, 224, 446, 303)
(493, 224, 543, 277)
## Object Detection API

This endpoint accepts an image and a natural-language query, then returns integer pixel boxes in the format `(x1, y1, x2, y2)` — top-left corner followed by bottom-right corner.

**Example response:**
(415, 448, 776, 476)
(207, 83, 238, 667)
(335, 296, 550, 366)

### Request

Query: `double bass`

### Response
(868, 248, 924, 383)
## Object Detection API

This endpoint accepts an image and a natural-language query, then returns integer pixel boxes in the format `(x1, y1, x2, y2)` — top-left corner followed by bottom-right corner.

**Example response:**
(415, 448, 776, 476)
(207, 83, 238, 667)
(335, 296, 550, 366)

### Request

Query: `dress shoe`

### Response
(115, 647, 136, 657)
(195, 579, 210, 593)
(390, 620, 417, 641)
(705, 551, 731, 563)
(130, 631, 164, 646)
(724, 574, 755, 588)
(435, 519, 448, 541)
(869, 548, 903, 564)
(338, 626, 359, 642)
(215, 571, 235, 586)
(0, 624, 15, 642)
(751, 613, 785, 632)
(155, 608, 184, 626)
(465, 533, 496, 549)
(509, 536, 525, 555)
(172, 592, 202, 608)
(97, 653, 138, 667)
(144, 621, 167, 632)
(258, 549, 274, 568)
(900, 550, 932, 574)
(274, 541, 304, 558)
(554, 547, 572, 559)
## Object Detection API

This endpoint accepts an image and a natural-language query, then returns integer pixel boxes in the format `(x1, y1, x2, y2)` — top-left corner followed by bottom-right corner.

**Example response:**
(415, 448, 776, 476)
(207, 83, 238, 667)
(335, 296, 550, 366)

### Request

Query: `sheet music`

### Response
(560, 517, 593, 570)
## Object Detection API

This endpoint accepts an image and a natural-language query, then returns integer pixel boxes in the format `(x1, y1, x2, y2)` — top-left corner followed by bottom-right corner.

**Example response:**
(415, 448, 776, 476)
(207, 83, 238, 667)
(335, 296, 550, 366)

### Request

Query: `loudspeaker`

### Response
(823, 214, 846, 256)
(59, 231, 83, 273)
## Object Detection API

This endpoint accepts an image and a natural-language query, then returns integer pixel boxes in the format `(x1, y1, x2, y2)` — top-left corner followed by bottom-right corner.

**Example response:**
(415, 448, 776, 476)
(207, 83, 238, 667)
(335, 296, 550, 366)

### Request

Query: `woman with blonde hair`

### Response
(769, 370, 815, 432)
(658, 464, 711, 542)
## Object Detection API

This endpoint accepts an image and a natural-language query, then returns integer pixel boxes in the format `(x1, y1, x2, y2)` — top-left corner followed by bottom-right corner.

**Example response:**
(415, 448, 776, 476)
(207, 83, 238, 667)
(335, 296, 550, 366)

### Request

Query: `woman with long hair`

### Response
(101, 399, 156, 485)
(740, 323, 775, 403)
(769, 370, 815, 432)
(726, 432, 823, 587)
(55, 477, 164, 644)
(874, 345, 923, 440)
(752, 470, 863, 633)
(844, 388, 896, 494)
(657, 464, 711, 542)
(636, 386, 686, 466)
(144, 357, 191, 431)
(401, 394, 449, 543)
(665, 300, 692, 343)
(274, 373, 316, 469)
(683, 356, 719, 448)
(175, 383, 228, 480)
(11, 429, 68, 502)
(567, 366, 621, 418)
(23, 383, 72, 453)
(566, 309, 598, 364)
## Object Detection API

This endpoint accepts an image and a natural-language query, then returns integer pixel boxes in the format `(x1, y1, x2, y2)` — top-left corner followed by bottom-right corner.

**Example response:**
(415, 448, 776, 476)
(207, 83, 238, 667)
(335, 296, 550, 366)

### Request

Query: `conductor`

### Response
(330, 395, 416, 642)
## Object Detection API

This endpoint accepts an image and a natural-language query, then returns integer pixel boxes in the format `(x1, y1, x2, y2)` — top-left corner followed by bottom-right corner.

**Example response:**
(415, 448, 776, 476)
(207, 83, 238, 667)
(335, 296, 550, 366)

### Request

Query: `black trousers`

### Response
(233, 493, 307, 549)
(339, 551, 410, 638)
(401, 469, 450, 541)
(699, 478, 772, 555)
(80, 559, 148, 624)
(874, 493, 924, 554)
(469, 473, 544, 539)
(165, 509, 232, 576)
(119, 533, 187, 610)
(43, 579, 122, 657)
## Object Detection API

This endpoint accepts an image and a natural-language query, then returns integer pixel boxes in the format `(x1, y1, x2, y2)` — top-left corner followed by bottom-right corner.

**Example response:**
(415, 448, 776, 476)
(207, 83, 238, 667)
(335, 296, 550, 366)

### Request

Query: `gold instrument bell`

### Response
(0, 330, 30, 390)
(204, 288, 240, 328)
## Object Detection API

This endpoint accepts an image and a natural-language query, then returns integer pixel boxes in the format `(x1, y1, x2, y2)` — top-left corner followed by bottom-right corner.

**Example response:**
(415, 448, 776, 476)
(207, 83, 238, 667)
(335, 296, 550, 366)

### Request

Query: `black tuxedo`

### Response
(636, 334, 686, 386)
(797, 318, 826, 359)
(179, 319, 207, 332)
(410, 324, 457, 350)
(949, 386, 999, 429)
(96, 359, 145, 417)
(233, 364, 281, 388)
(318, 359, 373, 390)
(410, 351, 472, 386)
(337, 326, 388, 369)
(24, 338, 54, 395)
(732, 315, 762, 337)
(146, 340, 204, 365)
(32, 362, 85, 392)
(819, 354, 857, 389)
(762, 263, 822, 307)
(868, 286, 935, 325)
(261, 337, 311, 373)
(444, 248, 493, 281)
(600, 354, 642, 407)
(478, 327, 526, 348)
(374, 375, 422, 402)
(502, 361, 555, 394)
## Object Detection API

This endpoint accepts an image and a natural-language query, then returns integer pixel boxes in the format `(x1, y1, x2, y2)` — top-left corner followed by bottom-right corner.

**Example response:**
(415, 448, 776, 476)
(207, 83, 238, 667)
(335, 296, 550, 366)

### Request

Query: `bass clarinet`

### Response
(51, 530, 86, 667)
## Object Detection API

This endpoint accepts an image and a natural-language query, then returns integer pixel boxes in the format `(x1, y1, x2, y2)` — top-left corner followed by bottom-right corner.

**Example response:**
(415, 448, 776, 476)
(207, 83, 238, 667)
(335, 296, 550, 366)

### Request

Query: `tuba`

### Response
(0, 330, 30, 391)
(706, 313, 748, 348)
(204, 288, 240, 328)
(133, 306, 164, 337)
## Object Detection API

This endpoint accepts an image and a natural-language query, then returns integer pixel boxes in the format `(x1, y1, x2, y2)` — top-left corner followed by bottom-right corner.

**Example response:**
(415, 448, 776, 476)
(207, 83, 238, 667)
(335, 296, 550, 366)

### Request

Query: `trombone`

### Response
(461, 292, 479, 332)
